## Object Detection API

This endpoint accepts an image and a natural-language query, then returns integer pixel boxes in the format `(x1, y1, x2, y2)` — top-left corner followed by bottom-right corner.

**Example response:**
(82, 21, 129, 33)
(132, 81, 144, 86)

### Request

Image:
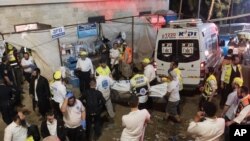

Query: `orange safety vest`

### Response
(236, 95, 250, 117)
(121, 47, 132, 64)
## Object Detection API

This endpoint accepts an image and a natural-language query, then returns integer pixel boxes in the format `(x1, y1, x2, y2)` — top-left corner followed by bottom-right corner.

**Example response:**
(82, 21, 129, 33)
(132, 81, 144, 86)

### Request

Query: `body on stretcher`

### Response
(111, 80, 168, 98)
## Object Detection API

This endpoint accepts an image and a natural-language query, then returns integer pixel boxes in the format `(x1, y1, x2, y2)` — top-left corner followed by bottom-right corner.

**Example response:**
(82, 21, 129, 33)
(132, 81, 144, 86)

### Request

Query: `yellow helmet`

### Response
(79, 51, 88, 56)
(142, 58, 150, 64)
(53, 71, 62, 80)
(7, 44, 13, 50)
(233, 77, 243, 87)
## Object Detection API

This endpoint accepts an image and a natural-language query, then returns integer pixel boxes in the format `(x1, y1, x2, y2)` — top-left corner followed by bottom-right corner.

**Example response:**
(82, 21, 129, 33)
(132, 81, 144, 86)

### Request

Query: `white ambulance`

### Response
(154, 19, 222, 90)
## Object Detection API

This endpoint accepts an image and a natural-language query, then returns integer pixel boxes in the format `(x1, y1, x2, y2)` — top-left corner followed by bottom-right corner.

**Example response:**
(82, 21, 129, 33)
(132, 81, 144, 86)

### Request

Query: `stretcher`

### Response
(111, 80, 168, 98)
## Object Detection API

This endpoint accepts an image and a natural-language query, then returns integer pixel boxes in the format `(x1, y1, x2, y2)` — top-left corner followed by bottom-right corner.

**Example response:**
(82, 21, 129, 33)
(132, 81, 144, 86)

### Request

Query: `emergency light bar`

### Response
(169, 19, 203, 28)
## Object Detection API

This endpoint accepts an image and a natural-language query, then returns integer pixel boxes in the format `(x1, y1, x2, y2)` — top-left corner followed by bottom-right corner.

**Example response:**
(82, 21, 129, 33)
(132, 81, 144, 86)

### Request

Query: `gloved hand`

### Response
(81, 120, 86, 129)
(66, 92, 73, 99)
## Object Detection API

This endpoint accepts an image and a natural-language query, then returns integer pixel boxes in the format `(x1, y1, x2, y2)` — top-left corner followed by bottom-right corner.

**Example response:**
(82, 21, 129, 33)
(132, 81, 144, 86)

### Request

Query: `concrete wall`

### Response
(0, 0, 169, 33)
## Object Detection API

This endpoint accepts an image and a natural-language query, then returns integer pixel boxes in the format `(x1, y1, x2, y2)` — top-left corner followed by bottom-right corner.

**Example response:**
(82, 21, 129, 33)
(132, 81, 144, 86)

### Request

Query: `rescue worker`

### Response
(50, 71, 67, 119)
(220, 55, 242, 108)
(221, 77, 243, 120)
(119, 43, 132, 79)
(164, 70, 181, 122)
(199, 67, 217, 109)
(130, 68, 150, 110)
(226, 86, 250, 126)
(76, 51, 94, 93)
(60, 92, 86, 141)
(141, 58, 157, 86)
(169, 61, 183, 91)
(96, 71, 115, 119)
(221, 49, 233, 67)
(4, 43, 23, 93)
(95, 59, 111, 77)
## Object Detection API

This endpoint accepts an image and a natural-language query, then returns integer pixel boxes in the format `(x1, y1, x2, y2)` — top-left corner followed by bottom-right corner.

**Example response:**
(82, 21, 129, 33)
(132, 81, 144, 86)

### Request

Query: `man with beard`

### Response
(60, 92, 86, 141)
(4, 110, 28, 141)
(29, 68, 51, 120)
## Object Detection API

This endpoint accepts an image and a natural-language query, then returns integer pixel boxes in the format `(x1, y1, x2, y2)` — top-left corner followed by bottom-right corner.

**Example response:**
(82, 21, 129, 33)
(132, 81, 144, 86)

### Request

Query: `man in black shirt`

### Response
(80, 78, 106, 141)
(0, 79, 16, 124)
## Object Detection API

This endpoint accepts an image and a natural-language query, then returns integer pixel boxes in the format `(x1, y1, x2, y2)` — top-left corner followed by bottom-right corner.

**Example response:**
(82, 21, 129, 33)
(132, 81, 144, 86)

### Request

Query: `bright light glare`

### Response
(204, 50, 209, 56)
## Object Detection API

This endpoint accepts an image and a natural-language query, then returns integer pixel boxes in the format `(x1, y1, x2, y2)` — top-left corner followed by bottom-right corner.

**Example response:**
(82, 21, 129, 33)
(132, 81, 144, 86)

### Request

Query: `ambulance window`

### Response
(157, 40, 177, 62)
(177, 40, 200, 62)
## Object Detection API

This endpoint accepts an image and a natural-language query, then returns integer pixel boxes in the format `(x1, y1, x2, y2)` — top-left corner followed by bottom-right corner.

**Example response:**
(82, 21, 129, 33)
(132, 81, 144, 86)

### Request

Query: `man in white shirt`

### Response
(96, 73, 115, 118)
(60, 92, 86, 141)
(76, 51, 94, 93)
(221, 77, 243, 120)
(21, 52, 35, 83)
(187, 102, 225, 141)
(121, 95, 150, 141)
(226, 86, 250, 126)
(141, 58, 156, 86)
(164, 70, 181, 122)
(4, 110, 28, 141)
(110, 43, 120, 80)
(41, 111, 66, 141)
(50, 71, 67, 119)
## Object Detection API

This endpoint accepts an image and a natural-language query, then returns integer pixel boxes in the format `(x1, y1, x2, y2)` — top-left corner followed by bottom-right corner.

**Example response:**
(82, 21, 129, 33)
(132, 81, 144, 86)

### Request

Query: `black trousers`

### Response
(66, 126, 85, 141)
(51, 100, 63, 119)
(86, 114, 102, 141)
(220, 83, 233, 108)
(33, 100, 51, 117)
(23, 72, 31, 83)
(79, 71, 91, 94)
(111, 64, 119, 80)
(199, 95, 208, 110)
(0, 103, 15, 125)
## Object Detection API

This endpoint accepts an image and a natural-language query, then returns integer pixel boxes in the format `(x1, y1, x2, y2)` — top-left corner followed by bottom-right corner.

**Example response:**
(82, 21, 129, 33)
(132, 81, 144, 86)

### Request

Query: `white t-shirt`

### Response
(144, 64, 156, 83)
(96, 75, 114, 100)
(60, 99, 85, 128)
(47, 120, 57, 136)
(233, 105, 250, 124)
(21, 56, 34, 73)
(110, 48, 120, 65)
(187, 118, 225, 141)
(121, 109, 150, 141)
(76, 57, 94, 74)
(50, 81, 67, 104)
(167, 79, 180, 102)
(225, 90, 239, 120)
(4, 121, 28, 141)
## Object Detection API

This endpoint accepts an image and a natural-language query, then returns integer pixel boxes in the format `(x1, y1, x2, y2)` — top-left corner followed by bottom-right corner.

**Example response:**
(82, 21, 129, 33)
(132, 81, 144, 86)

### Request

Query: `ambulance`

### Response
(154, 19, 222, 90)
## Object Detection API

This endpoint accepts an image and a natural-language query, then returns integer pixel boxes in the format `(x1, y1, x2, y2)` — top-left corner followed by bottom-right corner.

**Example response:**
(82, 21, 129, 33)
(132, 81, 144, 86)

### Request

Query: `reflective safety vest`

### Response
(121, 47, 132, 64)
(236, 95, 250, 117)
(173, 68, 183, 91)
(26, 136, 34, 141)
(204, 74, 217, 96)
(224, 64, 242, 84)
(96, 66, 111, 76)
(130, 74, 149, 103)
(8, 50, 16, 62)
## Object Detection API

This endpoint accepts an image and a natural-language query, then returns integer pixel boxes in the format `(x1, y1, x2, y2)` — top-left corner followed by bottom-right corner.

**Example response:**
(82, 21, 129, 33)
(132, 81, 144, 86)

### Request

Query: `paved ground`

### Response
(0, 82, 222, 141)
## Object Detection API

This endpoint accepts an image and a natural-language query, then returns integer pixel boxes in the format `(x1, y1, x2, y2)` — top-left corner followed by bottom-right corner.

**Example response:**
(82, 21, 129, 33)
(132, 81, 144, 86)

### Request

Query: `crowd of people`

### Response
(0, 38, 250, 141)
